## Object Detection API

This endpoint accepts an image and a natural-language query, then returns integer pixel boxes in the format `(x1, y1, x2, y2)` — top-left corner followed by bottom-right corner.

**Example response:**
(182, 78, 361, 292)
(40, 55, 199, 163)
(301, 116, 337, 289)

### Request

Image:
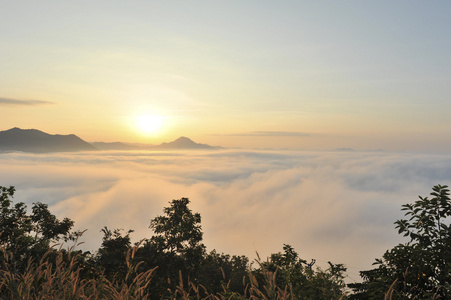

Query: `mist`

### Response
(1, 149, 451, 280)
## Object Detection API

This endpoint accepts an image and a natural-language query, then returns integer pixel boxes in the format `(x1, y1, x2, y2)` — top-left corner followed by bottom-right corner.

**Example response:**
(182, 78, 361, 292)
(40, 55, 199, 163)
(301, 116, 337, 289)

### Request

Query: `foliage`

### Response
(0, 186, 350, 299)
(96, 227, 134, 281)
(257, 244, 347, 299)
(0, 242, 156, 299)
(135, 197, 207, 298)
(0, 186, 76, 271)
(197, 250, 249, 294)
(149, 197, 205, 258)
(350, 184, 451, 299)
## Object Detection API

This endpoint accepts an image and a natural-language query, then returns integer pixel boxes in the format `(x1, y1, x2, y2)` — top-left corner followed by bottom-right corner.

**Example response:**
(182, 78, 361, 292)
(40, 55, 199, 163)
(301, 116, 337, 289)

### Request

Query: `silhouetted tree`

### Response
(257, 244, 347, 299)
(0, 185, 76, 270)
(96, 227, 133, 281)
(135, 197, 206, 298)
(197, 250, 249, 294)
(0, 185, 352, 298)
(350, 184, 451, 299)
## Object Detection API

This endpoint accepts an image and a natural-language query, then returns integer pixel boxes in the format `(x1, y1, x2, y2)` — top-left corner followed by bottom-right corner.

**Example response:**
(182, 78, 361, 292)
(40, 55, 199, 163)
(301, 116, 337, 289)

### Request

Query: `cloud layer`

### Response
(0, 97, 54, 106)
(1, 149, 451, 281)
(213, 131, 310, 137)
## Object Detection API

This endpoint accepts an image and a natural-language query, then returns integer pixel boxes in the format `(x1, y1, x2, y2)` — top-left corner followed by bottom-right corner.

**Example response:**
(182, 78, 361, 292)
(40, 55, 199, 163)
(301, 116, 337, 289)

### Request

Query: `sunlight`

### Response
(135, 114, 165, 135)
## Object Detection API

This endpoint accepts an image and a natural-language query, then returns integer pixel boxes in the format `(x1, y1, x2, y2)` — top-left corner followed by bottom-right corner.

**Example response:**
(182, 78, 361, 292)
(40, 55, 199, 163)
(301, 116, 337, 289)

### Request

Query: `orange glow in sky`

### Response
(1, 2, 451, 151)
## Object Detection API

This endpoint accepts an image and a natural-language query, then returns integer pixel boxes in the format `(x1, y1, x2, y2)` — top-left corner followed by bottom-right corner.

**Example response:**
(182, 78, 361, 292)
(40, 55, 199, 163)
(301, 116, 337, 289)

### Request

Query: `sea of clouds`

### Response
(1, 149, 451, 281)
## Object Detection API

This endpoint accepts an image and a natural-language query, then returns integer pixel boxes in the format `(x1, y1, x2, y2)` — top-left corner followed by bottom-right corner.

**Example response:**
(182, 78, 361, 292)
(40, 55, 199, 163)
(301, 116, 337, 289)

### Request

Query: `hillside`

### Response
(154, 136, 216, 149)
(0, 128, 97, 153)
(93, 137, 219, 150)
(0, 128, 219, 152)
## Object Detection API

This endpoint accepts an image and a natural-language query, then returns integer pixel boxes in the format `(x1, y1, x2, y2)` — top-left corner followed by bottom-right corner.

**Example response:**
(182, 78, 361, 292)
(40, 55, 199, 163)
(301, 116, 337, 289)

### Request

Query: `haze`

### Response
(1, 1, 451, 150)
(3, 149, 451, 281)
(1, 0, 451, 284)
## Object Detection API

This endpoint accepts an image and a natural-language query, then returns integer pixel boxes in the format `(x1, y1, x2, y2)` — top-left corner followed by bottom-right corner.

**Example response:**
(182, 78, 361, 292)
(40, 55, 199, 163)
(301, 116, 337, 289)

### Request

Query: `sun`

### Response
(135, 114, 164, 135)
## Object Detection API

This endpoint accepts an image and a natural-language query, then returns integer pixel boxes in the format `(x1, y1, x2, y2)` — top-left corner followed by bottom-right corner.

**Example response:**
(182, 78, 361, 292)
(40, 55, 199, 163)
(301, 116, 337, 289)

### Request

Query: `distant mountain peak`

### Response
(156, 136, 213, 149)
(93, 136, 218, 151)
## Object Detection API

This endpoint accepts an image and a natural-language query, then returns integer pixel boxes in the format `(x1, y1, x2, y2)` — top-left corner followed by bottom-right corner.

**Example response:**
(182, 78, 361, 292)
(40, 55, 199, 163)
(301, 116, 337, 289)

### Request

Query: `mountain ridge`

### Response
(0, 128, 219, 152)
(0, 128, 97, 153)
(92, 136, 219, 150)
(154, 136, 215, 149)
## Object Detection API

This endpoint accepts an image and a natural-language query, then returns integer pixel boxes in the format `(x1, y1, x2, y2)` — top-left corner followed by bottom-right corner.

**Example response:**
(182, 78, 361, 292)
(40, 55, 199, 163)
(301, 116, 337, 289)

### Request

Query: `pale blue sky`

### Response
(1, 1, 451, 150)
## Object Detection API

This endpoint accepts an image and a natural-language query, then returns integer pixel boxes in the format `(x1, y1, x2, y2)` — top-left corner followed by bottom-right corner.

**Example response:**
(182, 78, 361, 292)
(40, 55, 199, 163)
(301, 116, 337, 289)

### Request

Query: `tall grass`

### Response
(0, 243, 156, 299)
(0, 243, 346, 299)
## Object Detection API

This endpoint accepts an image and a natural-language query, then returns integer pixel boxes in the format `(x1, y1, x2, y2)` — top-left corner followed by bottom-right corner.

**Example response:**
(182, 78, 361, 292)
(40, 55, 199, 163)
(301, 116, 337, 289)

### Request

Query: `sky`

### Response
(2, 1, 451, 284)
(1, 1, 451, 150)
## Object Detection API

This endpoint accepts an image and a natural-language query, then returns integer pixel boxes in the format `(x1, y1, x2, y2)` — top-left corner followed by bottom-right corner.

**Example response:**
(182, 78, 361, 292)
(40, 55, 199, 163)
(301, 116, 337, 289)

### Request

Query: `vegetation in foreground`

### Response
(0, 184, 450, 299)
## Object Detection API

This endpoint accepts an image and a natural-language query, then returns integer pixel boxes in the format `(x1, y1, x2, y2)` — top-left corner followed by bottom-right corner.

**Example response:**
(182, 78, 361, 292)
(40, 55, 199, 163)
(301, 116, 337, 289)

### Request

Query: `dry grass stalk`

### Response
(0, 241, 351, 299)
(0, 241, 157, 300)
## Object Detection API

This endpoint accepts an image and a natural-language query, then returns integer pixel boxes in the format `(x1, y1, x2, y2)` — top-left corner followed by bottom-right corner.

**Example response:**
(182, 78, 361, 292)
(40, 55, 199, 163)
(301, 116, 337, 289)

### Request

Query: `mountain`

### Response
(0, 127, 219, 152)
(0, 128, 97, 153)
(154, 136, 215, 149)
(93, 137, 218, 150)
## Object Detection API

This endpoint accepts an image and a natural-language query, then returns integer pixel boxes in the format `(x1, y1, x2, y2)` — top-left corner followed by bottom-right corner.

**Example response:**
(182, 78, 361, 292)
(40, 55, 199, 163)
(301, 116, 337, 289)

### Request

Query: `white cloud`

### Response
(1, 149, 450, 281)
